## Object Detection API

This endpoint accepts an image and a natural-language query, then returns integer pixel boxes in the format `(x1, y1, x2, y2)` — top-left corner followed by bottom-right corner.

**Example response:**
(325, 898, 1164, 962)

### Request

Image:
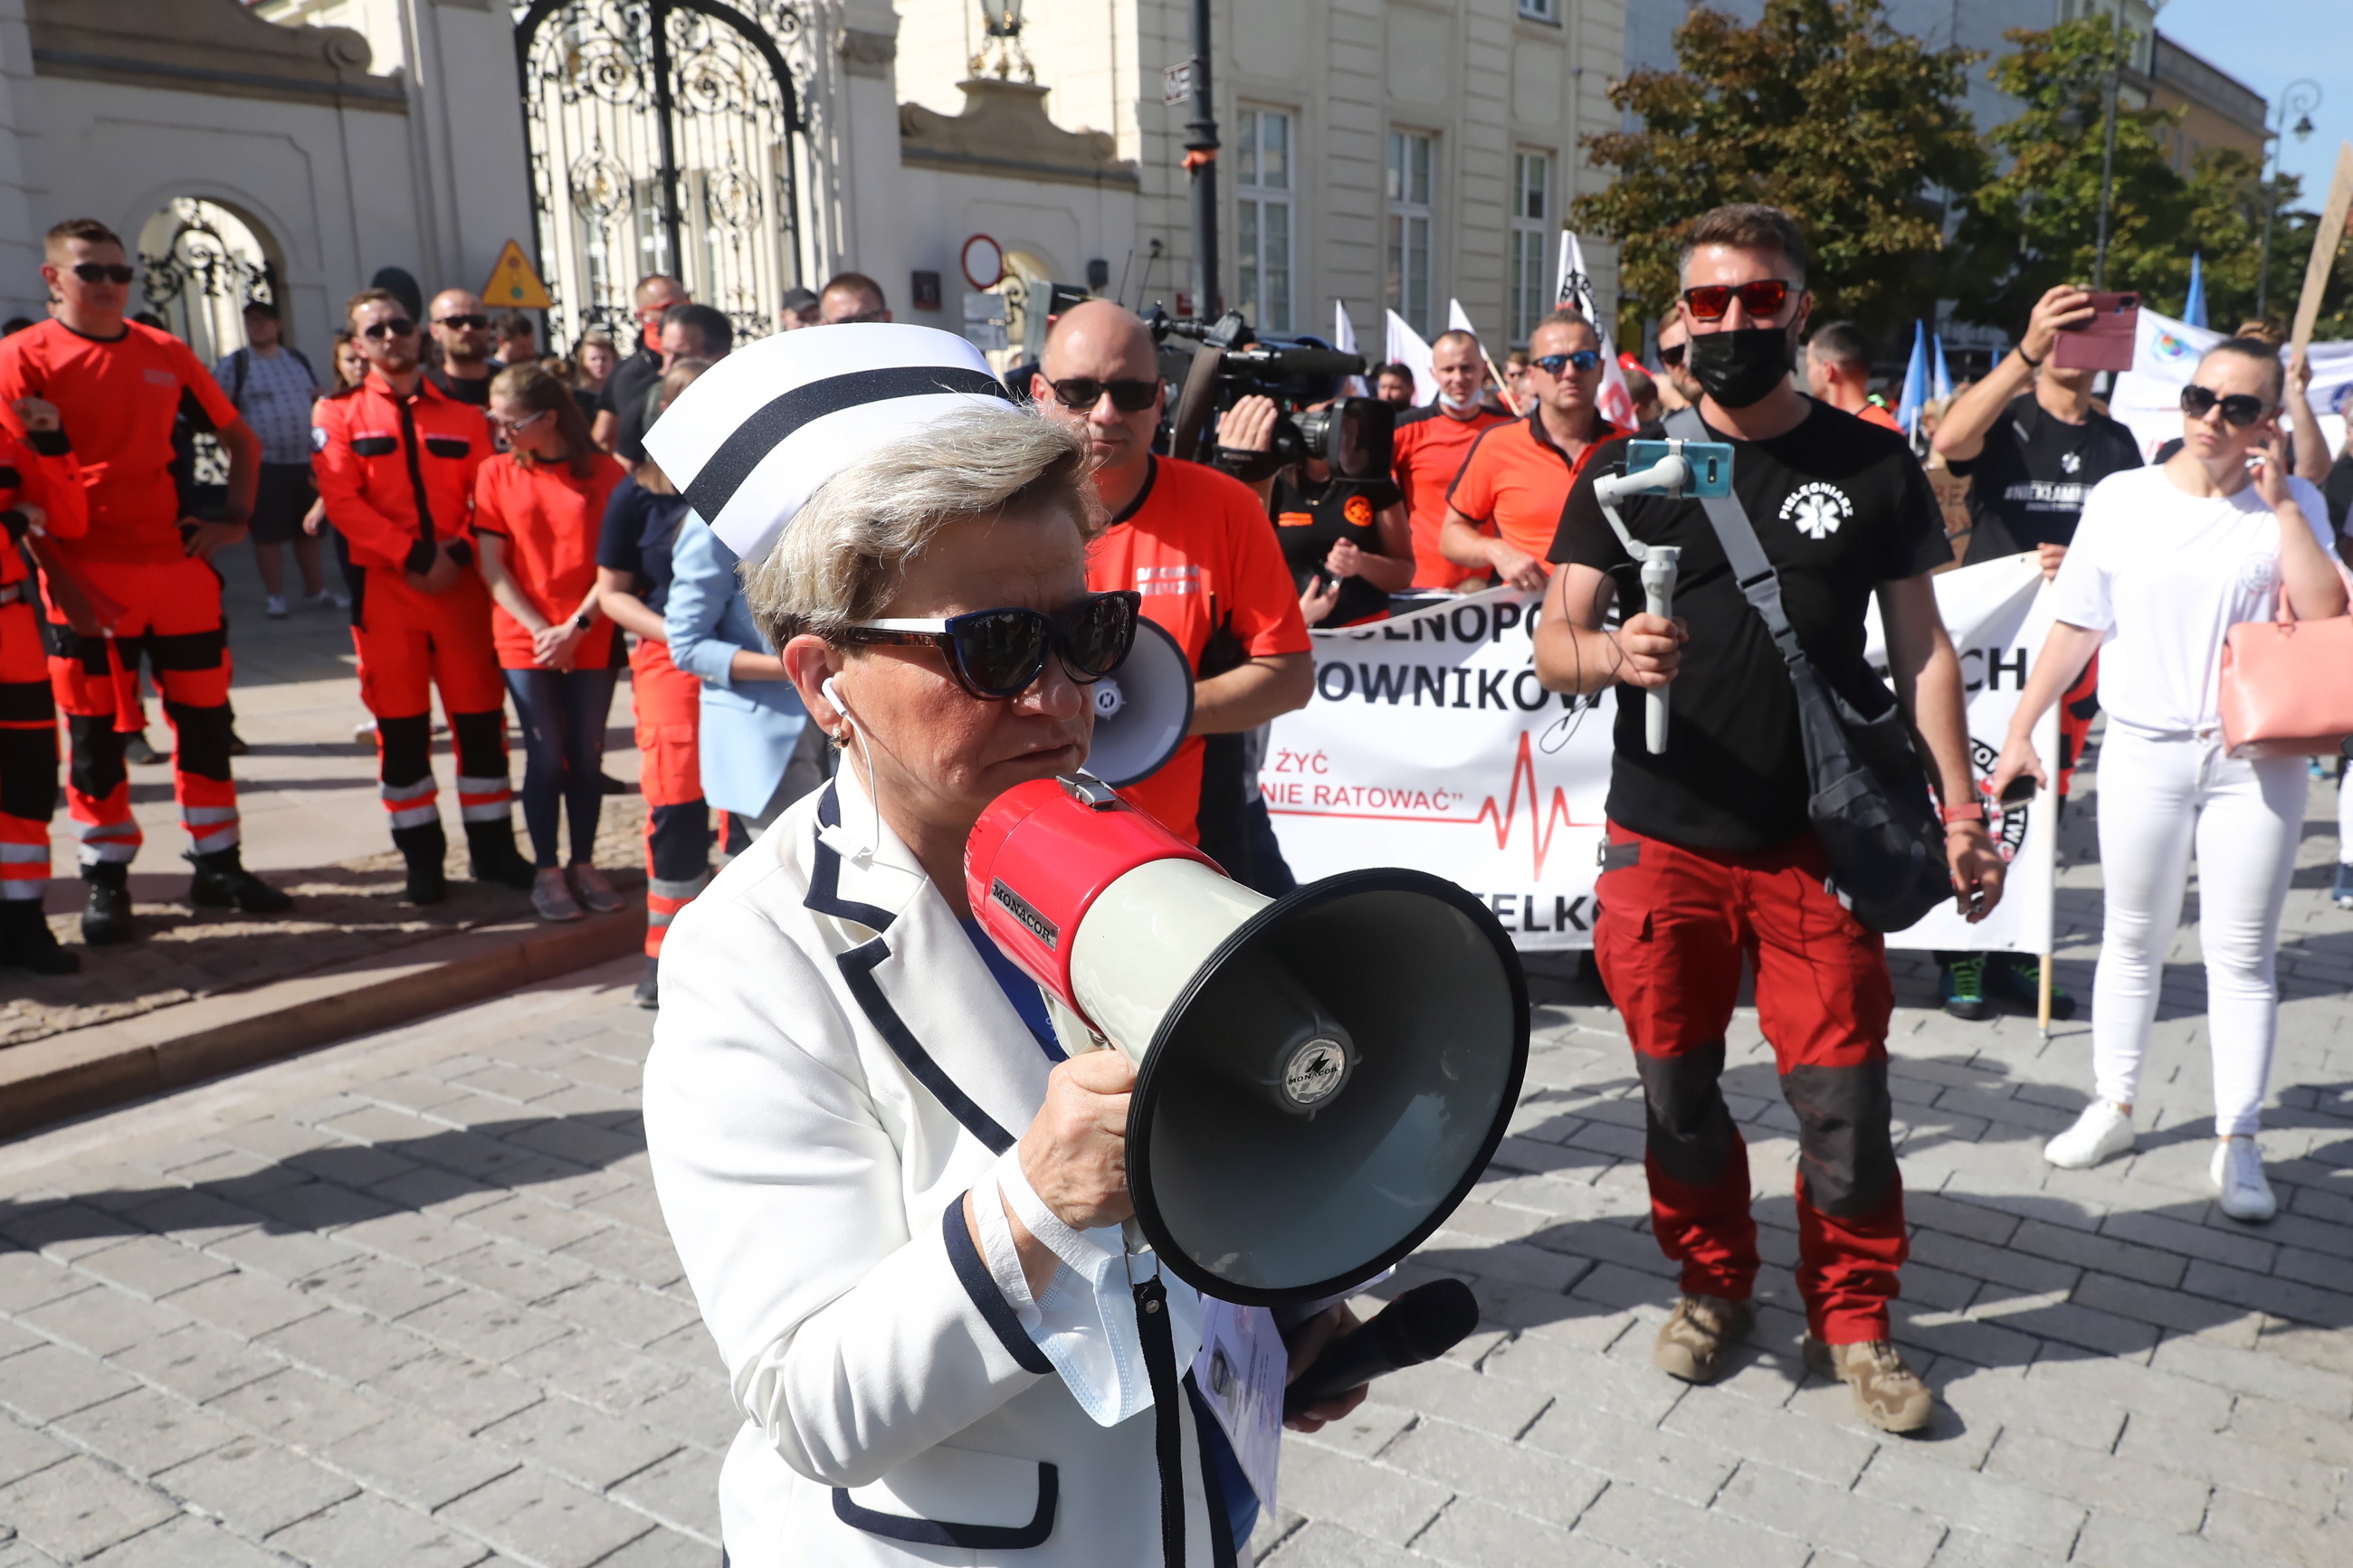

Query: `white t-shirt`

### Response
(2050, 466, 2338, 738)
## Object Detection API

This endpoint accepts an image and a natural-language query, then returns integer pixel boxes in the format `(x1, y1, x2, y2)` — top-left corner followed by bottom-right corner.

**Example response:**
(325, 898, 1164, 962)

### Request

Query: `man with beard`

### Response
(1534, 204, 2003, 1434)
(592, 274, 688, 459)
(1391, 328, 1510, 588)
(310, 290, 536, 901)
(424, 289, 498, 407)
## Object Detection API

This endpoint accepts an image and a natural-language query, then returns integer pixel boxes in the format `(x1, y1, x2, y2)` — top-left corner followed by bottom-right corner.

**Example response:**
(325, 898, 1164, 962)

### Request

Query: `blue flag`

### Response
(1930, 333, 1953, 403)
(2185, 252, 2207, 330)
(1896, 321, 1929, 436)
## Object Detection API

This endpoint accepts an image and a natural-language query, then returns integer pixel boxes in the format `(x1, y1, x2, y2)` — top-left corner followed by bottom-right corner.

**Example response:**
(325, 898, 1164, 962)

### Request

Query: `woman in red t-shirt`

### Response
(474, 365, 627, 922)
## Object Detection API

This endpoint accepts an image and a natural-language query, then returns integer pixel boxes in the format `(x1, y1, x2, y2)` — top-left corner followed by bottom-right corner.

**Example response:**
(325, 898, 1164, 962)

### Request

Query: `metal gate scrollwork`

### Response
(514, 0, 807, 349)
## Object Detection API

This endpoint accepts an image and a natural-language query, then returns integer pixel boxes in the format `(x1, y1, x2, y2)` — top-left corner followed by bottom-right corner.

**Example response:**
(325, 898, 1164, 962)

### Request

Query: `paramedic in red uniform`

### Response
(0, 218, 290, 944)
(0, 397, 87, 971)
(1390, 328, 1510, 589)
(310, 289, 537, 904)
(1030, 300, 1310, 884)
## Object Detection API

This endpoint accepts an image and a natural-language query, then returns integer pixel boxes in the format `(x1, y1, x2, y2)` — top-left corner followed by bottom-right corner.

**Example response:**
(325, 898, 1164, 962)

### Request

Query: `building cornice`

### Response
(29, 0, 406, 116)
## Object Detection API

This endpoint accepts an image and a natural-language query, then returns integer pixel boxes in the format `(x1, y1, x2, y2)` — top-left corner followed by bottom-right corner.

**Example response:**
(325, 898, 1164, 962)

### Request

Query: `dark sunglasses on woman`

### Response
(71, 262, 136, 285)
(2178, 385, 2268, 428)
(1657, 342, 1686, 368)
(843, 591, 1141, 700)
(362, 318, 419, 340)
(1046, 377, 1160, 413)
(1681, 279, 1791, 320)
(1534, 349, 1602, 375)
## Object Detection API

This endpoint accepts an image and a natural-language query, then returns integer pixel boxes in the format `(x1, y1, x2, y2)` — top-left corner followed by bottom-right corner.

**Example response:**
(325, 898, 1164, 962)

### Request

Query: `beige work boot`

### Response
(1805, 1334, 1933, 1432)
(1653, 1294, 1754, 1383)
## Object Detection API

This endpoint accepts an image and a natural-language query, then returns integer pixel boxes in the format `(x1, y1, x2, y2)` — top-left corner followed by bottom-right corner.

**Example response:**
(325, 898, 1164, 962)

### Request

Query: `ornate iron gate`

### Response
(514, 0, 806, 349)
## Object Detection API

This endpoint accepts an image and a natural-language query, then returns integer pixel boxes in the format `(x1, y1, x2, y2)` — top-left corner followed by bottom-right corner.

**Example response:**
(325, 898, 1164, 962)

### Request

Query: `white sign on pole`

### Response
(1161, 61, 1196, 106)
(1263, 558, 2060, 953)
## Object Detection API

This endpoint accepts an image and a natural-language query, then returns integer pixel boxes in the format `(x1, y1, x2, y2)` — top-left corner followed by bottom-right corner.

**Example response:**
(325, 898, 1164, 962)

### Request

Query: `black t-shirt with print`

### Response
(1947, 393, 2142, 562)
(1267, 470, 1402, 627)
(2325, 450, 2353, 534)
(1551, 401, 1952, 850)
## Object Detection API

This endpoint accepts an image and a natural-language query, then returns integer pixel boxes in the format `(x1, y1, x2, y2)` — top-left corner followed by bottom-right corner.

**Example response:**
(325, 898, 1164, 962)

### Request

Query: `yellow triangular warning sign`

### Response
(482, 241, 551, 310)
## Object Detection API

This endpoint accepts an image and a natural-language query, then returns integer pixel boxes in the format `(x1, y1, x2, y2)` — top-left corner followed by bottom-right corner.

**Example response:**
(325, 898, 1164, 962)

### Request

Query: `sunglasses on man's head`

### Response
(434, 313, 491, 332)
(843, 592, 1140, 701)
(2179, 385, 2269, 428)
(1681, 280, 1792, 321)
(71, 262, 136, 286)
(1533, 349, 1602, 376)
(1046, 377, 1160, 413)
(362, 318, 419, 340)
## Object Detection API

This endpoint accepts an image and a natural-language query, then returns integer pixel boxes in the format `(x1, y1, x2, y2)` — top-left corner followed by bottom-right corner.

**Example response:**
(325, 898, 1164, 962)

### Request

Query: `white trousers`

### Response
(2091, 726, 2303, 1136)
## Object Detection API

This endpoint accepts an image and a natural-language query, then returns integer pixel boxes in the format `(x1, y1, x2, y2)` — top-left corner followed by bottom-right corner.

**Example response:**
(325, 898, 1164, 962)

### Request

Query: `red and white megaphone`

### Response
(967, 774, 1529, 1305)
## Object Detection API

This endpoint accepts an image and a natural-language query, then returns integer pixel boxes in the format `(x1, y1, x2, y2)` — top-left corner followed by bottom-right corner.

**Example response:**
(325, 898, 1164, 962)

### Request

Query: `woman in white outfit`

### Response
(639, 324, 1363, 1568)
(1993, 338, 2344, 1222)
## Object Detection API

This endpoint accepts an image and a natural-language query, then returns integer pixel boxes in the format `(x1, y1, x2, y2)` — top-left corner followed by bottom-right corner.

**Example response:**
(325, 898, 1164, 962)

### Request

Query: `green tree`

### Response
(1570, 0, 1987, 345)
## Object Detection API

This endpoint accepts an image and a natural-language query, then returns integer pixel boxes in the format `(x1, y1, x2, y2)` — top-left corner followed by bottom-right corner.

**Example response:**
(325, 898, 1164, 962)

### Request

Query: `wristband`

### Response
(2015, 345, 2043, 369)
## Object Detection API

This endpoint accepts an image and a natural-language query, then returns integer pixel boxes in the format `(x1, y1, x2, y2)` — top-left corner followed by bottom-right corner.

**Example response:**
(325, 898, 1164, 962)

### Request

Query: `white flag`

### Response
(1384, 309, 1437, 406)
(1447, 298, 1477, 337)
(1333, 301, 1368, 396)
(1554, 232, 1638, 429)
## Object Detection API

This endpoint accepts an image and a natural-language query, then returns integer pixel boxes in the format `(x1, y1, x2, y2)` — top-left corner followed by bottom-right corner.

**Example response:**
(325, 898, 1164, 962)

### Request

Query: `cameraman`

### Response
(1267, 404, 1414, 628)
(1033, 301, 1310, 880)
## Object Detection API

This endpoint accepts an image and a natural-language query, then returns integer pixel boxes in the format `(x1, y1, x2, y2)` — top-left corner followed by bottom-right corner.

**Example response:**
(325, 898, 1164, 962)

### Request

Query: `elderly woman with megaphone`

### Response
(641, 326, 1372, 1568)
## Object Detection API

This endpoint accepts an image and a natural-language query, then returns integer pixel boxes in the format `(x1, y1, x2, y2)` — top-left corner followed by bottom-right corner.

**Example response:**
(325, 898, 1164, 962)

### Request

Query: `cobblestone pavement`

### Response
(0, 745, 2346, 1566)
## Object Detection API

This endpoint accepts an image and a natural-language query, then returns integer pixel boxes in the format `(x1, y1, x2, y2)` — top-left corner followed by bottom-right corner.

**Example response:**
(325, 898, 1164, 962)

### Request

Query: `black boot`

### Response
(464, 820, 538, 891)
(0, 900, 78, 974)
(186, 847, 293, 914)
(634, 954, 660, 1009)
(392, 822, 447, 906)
(81, 862, 132, 946)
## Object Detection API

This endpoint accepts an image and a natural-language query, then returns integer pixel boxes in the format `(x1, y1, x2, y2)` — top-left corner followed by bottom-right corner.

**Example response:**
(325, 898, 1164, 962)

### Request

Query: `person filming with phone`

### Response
(1990, 338, 2344, 1222)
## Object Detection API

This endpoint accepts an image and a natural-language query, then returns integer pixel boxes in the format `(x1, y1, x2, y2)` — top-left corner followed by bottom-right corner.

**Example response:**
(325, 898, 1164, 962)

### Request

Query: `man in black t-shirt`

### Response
(591, 273, 687, 458)
(1535, 203, 2004, 1436)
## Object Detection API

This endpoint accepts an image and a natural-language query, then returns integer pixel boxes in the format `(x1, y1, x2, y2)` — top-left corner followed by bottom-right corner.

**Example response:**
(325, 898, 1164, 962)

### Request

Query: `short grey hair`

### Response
(741, 403, 1099, 648)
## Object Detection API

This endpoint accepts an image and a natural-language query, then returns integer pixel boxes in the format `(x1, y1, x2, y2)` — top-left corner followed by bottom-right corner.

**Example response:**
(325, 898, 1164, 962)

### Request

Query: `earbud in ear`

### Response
(821, 676, 852, 743)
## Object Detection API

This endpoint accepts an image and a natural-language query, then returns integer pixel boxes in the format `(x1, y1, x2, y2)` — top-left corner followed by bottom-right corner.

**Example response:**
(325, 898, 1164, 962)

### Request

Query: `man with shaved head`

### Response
(1033, 300, 1310, 882)
(424, 288, 496, 407)
(1392, 328, 1510, 588)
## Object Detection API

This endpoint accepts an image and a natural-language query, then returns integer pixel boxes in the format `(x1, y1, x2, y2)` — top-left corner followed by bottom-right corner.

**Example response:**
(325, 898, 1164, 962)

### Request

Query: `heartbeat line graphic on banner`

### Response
(1474, 731, 1597, 879)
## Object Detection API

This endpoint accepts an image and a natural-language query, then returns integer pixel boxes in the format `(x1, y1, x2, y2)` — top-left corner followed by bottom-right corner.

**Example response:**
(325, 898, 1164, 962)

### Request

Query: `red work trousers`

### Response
(1594, 822, 1908, 1344)
(631, 637, 708, 959)
(2057, 653, 2099, 798)
(45, 557, 238, 865)
(352, 566, 512, 838)
(0, 596, 57, 900)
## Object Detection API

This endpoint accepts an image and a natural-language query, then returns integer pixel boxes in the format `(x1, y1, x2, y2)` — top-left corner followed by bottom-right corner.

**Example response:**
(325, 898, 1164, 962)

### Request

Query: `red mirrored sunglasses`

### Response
(1681, 280, 1792, 321)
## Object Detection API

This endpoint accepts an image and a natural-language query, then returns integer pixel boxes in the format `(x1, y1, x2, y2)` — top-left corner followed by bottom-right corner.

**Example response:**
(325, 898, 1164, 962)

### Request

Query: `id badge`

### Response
(1190, 1297, 1285, 1516)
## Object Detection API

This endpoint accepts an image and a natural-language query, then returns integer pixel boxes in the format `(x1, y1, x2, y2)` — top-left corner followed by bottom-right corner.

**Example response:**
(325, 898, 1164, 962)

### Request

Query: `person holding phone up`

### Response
(1991, 338, 2343, 1222)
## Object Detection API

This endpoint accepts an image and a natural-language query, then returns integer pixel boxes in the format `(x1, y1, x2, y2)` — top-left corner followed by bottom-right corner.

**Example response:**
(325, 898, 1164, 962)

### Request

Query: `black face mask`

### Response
(1687, 326, 1795, 408)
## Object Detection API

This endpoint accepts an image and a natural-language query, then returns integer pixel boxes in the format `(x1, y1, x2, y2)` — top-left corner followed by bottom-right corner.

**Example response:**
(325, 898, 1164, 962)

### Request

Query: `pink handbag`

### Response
(2219, 573, 2353, 758)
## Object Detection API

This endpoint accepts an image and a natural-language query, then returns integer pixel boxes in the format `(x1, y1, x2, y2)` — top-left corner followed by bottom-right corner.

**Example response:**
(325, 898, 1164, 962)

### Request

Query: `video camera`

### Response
(1144, 307, 1394, 485)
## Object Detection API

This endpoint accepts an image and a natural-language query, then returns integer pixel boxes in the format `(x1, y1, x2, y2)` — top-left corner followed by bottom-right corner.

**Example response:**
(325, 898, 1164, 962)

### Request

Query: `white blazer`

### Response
(644, 768, 1237, 1567)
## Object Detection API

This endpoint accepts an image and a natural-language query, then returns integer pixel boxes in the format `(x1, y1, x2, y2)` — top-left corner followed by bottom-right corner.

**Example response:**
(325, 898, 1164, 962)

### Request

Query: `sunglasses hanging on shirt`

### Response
(2177, 385, 2268, 428)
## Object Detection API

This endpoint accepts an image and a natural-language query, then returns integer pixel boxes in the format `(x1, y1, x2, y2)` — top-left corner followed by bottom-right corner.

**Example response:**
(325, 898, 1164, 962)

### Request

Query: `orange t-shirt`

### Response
(1446, 412, 1626, 575)
(1085, 456, 1310, 845)
(472, 451, 627, 670)
(0, 319, 240, 564)
(1391, 404, 1510, 588)
(1858, 402, 1903, 432)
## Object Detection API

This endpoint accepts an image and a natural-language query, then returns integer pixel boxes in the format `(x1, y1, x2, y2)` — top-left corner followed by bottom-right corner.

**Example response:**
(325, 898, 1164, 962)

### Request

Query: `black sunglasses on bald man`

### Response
(72, 262, 136, 285)
(1046, 377, 1160, 413)
(843, 592, 1140, 701)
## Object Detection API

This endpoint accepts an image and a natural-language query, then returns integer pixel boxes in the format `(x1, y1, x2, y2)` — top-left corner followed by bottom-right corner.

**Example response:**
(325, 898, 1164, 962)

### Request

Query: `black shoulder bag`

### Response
(1662, 408, 1950, 931)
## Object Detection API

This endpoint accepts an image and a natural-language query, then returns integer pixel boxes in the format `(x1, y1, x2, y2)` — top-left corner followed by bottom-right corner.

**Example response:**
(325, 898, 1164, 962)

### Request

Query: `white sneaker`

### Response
(264, 594, 288, 619)
(2045, 1101, 2135, 1169)
(308, 589, 352, 611)
(2212, 1139, 2277, 1223)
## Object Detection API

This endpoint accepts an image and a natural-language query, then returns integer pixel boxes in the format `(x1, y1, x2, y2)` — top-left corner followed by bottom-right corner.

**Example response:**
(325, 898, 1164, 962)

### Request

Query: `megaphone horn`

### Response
(1082, 615, 1193, 788)
(967, 774, 1529, 1306)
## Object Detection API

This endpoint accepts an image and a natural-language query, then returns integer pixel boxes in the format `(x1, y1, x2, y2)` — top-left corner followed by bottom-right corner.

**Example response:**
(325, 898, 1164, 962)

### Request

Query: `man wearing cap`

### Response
(779, 286, 820, 330)
(214, 299, 332, 617)
(1391, 328, 1510, 589)
(1031, 300, 1311, 879)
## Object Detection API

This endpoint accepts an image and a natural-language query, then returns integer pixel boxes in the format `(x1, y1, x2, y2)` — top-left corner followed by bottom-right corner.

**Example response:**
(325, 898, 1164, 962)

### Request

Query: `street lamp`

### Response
(969, 0, 1034, 83)
(2254, 80, 2321, 322)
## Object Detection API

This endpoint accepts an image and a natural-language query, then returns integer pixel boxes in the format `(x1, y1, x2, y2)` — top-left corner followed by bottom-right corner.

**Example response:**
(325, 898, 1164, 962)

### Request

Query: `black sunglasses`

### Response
(1682, 280, 1792, 321)
(434, 313, 491, 331)
(362, 318, 418, 340)
(1534, 350, 1602, 375)
(1657, 342, 1686, 368)
(843, 592, 1140, 700)
(1047, 377, 1160, 413)
(71, 262, 136, 286)
(2179, 385, 2269, 428)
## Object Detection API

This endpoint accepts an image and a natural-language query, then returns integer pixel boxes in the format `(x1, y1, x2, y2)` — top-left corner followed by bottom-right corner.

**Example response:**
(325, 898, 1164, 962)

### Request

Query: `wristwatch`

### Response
(573, 611, 594, 631)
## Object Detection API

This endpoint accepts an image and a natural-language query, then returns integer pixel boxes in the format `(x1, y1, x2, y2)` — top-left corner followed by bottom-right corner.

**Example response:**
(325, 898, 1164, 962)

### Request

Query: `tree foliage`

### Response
(1569, 0, 1987, 344)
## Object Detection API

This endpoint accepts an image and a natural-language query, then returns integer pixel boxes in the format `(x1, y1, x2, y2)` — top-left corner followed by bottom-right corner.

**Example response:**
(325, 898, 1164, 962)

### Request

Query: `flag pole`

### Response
(1479, 345, 1524, 417)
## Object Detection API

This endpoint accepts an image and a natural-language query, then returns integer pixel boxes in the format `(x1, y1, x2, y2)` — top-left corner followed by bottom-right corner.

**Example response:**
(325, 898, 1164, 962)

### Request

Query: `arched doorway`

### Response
(515, 0, 809, 350)
(135, 198, 277, 367)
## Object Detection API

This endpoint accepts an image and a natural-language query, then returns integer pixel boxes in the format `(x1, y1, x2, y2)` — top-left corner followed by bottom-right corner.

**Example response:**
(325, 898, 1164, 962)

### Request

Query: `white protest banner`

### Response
(1263, 558, 2059, 954)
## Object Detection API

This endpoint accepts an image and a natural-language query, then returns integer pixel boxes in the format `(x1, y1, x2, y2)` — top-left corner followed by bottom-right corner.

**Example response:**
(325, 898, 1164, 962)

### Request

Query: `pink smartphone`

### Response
(2052, 292, 2139, 372)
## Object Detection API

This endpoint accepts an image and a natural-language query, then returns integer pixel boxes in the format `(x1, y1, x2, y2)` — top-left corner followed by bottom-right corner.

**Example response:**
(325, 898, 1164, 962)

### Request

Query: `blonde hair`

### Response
(742, 404, 1098, 649)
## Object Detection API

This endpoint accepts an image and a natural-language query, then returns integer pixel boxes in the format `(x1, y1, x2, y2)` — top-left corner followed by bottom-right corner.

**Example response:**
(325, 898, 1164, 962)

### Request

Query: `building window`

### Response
(1509, 151, 1552, 346)
(1236, 109, 1293, 335)
(1386, 130, 1433, 336)
(1518, 0, 1558, 21)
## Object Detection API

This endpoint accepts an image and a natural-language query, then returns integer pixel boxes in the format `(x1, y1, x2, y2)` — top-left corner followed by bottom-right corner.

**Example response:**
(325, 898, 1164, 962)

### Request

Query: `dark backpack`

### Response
(227, 345, 319, 408)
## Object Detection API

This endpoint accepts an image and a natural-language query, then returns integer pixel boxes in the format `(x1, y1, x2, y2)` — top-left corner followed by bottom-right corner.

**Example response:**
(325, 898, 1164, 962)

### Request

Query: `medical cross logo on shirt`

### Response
(1779, 481, 1854, 541)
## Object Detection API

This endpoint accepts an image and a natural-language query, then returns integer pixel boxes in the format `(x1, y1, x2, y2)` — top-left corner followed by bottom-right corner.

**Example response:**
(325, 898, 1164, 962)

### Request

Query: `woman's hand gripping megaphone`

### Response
(964, 1048, 1138, 1302)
